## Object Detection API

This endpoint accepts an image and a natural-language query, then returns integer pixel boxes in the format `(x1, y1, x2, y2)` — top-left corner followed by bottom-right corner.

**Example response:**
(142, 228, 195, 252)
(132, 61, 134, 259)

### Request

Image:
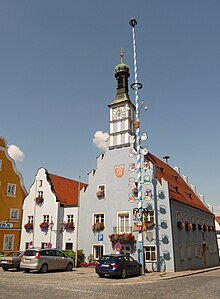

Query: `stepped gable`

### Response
(48, 173, 87, 206)
(146, 152, 211, 214)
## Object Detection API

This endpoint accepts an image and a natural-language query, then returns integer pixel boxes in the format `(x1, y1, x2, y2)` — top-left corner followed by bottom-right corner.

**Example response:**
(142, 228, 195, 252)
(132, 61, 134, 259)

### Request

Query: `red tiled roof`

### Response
(146, 152, 211, 214)
(215, 216, 220, 225)
(47, 173, 87, 206)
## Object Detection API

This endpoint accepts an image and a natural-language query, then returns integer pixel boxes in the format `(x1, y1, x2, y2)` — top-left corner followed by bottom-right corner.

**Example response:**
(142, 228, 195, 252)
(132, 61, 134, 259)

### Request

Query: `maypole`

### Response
(129, 17, 144, 274)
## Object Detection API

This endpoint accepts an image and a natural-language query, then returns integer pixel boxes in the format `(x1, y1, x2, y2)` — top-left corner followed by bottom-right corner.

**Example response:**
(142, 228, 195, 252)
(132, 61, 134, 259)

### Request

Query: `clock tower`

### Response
(108, 50, 135, 150)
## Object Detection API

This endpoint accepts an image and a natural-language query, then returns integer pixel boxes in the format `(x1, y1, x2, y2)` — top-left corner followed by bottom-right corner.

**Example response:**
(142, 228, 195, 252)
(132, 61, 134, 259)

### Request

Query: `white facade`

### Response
(215, 219, 220, 257)
(20, 168, 78, 251)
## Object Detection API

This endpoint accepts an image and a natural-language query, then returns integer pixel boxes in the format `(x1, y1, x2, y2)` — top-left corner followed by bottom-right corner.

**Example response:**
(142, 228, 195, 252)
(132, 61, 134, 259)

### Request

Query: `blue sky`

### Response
(1, 1, 220, 212)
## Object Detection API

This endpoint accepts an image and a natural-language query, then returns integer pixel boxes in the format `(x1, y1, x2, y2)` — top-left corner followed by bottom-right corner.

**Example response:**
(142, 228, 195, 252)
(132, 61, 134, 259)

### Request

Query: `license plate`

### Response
(1, 261, 8, 264)
(101, 264, 109, 268)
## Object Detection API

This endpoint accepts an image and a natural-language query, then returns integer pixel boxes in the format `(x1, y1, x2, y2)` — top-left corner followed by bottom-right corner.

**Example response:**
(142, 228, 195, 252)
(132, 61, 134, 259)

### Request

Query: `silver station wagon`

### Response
(20, 248, 73, 273)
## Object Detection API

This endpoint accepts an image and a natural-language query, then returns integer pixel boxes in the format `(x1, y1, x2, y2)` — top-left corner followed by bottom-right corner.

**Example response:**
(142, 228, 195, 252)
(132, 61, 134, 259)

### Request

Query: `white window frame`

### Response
(7, 183, 16, 197)
(10, 209, 19, 221)
(117, 211, 130, 233)
(92, 244, 104, 260)
(93, 213, 104, 225)
(3, 234, 14, 251)
(43, 215, 49, 223)
(67, 214, 74, 223)
(144, 245, 156, 262)
(28, 216, 34, 223)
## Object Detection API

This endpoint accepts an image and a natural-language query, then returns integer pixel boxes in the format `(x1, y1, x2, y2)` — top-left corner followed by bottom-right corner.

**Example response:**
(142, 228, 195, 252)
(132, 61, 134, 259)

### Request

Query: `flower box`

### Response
(109, 233, 136, 244)
(142, 221, 155, 230)
(24, 222, 33, 230)
(177, 221, 184, 229)
(40, 222, 49, 230)
(64, 222, 75, 230)
(35, 197, 44, 204)
(92, 222, 104, 232)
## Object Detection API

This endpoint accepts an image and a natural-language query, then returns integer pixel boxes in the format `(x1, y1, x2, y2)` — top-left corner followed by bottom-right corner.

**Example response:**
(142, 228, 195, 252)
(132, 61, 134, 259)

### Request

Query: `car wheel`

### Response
(66, 262, 73, 271)
(24, 269, 30, 273)
(2, 268, 8, 271)
(98, 274, 105, 278)
(40, 264, 48, 273)
(121, 268, 127, 279)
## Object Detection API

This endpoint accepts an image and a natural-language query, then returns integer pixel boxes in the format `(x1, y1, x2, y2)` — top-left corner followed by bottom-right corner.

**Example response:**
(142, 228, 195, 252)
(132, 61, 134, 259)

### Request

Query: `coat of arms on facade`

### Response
(114, 164, 125, 178)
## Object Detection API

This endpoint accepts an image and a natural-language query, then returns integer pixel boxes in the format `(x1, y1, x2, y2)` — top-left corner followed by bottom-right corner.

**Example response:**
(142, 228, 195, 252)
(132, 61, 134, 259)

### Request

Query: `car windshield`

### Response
(100, 256, 117, 263)
(24, 250, 38, 256)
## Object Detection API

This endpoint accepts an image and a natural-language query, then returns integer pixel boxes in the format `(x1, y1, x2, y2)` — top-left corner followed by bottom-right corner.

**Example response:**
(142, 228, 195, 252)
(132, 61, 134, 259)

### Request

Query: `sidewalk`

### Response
(146, 265, 220, 281)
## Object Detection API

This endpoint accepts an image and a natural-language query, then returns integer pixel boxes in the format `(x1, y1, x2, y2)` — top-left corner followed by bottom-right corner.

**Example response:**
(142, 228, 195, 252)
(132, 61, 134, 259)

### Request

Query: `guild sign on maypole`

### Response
(129, 17, 144, 274)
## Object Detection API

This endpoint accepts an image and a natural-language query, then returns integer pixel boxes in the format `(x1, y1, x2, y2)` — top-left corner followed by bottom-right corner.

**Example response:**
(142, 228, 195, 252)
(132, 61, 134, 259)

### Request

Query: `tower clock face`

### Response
(112, 106, 126, 120)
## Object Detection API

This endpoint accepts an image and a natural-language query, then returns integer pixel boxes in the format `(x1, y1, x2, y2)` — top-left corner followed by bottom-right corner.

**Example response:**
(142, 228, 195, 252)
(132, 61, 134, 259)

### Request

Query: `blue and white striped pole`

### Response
(129, 17, 144, 273)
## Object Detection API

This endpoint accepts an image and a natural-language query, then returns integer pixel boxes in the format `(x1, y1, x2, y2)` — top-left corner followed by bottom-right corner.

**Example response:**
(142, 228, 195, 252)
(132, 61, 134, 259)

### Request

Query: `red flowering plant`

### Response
(192, 223, 197, 231)
(64, 222, 75, 230)
(40, 221, 49, 230)
(92, 222, 104, 232)
(185, 222, 191, 232)
(203, 225, 207, 231)
(109, 233, 136, 244)
(177, 221, 184, 229)
(24, 222, 33, 231)
(198, 224, 202, 230)
(35, 197, 44, 204)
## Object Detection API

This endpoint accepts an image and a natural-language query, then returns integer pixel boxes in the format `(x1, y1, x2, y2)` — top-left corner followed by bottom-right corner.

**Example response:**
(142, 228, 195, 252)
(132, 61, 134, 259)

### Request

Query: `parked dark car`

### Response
(20, 248, 73, 273)
(95, 254, 141, 279)
(0, 251, 24, 271)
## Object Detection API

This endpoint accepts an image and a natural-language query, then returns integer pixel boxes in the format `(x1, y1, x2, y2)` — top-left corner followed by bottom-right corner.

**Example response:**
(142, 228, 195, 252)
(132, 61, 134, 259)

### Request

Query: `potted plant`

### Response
(185, 222, 191, 232)
(40, 221, 49, 230)
(24, 222, 33, 231)
(177, 221, 184, 229)
(198, 224, 202, 230)
(64, 222, 75, 230)
(203, 224, 207, 231)
(192, 223, 197, 231)
(92, 222, 104, 232)
(35, 196, 44, 204)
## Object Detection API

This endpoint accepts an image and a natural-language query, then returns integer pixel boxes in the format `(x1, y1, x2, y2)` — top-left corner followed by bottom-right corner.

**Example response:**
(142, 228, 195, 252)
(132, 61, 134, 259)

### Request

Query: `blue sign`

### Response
(98, 234, 103, 242)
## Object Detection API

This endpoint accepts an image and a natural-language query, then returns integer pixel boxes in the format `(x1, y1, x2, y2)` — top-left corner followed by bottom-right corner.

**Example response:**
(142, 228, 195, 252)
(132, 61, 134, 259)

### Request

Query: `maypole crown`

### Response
(129, 17, 137, 28)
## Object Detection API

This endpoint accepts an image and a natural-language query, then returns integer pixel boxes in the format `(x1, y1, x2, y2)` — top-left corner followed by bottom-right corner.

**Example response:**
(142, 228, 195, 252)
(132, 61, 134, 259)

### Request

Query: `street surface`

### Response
(0, 267, 220, 299)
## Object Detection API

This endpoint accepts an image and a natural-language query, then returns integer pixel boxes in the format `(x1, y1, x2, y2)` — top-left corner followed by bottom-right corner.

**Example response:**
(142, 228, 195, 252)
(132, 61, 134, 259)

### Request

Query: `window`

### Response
(3, 235, 14, 251)
(194, 244, 199, 257)
(67, 214, 74, 223)
(0, 159, 2, 170)
(25, 242, 30, 250)
(179, 244, 184, 260)
(118, 212, 130, 233)
(39, 180, 43, 187)
(38, 191, 43, 197)
(145, 210, 155, 223)
(43, 215, 49, 223)
(7, 183, 16, 196)
(97, 185, 105, 198)
(41, 242, 48, 249)
(121, 245, 131, 255)
(65, 243, 73, 250)
(94, 213, 104, 224)
(187, 245, 192, 259)
(144, 246, 156, 262)
(93, 245, 104, 260)
(28, 216, 34, 223)
(10, 209, 19, 221)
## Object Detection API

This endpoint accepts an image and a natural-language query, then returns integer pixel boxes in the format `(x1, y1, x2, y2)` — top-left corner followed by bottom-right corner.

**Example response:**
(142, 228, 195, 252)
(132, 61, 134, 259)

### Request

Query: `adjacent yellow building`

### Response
(0, 137, 27, 253)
